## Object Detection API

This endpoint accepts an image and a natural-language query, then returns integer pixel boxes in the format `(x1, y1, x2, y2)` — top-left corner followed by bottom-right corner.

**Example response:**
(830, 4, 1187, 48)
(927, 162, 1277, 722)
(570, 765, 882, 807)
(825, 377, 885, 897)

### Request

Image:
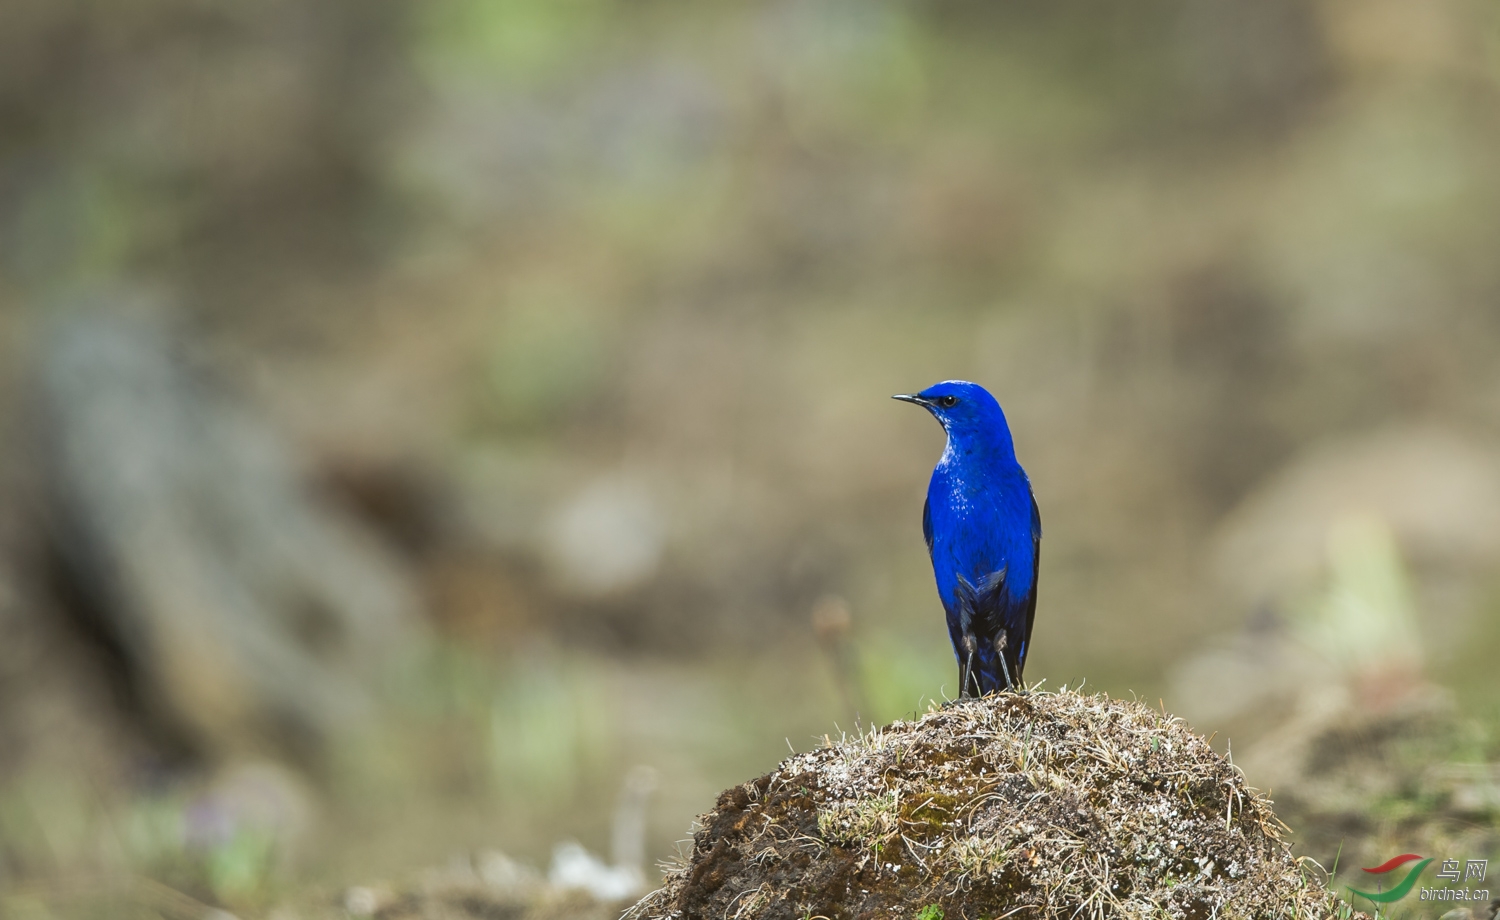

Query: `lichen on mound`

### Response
(631, 688, 1358, 920)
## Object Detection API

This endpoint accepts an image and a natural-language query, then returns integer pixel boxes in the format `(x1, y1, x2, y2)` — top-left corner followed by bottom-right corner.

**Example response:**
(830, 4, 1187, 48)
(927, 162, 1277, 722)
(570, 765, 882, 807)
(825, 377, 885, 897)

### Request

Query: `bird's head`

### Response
(893, 380, 1014, 456)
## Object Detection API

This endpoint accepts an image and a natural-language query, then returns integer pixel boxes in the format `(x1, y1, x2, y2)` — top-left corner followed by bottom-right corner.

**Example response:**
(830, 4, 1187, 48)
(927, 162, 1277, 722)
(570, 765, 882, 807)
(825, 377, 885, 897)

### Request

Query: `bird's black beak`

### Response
(892, 393, 933, 407)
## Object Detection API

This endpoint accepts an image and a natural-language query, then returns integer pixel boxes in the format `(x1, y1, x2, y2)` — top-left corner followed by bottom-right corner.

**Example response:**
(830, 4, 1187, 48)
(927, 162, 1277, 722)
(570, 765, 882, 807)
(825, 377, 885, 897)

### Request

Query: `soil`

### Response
(630, 689, 1359, 920)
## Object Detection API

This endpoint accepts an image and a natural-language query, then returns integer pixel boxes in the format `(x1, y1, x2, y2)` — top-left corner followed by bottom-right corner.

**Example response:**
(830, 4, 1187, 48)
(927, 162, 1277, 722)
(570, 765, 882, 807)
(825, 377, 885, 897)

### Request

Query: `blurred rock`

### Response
(338, 882, 617, 920)
(1213, 426, 1500, 608)
(1167, 621, 1319, 728)
(28, 308, 421, 763)
(1173, 509, 1429, 731)
(1172, 426, 1500, 727)
(343, 885, 389, 916)
(475, 850, 545, 894)
(543, 762, 657, 901)
(416, 849, 544, 901)
(407, 53, 725, 227)
(0, 0, 410, 307)
(1176, 0, 1329, 125)
(1237, 681, 1451, 802)
(324, 847, 623, 920)
(1238, 681, 1500, 899)
(1319, 0, 1479, 75)
(542, 473, 665, 599)
(549, 842, 641, 902)
(1296, 512, 1421, 678)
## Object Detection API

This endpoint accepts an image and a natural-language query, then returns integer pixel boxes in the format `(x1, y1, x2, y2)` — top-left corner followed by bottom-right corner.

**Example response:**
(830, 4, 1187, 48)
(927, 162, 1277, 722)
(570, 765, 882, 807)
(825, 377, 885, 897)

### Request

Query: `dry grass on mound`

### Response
(631, 688, 1360, 920)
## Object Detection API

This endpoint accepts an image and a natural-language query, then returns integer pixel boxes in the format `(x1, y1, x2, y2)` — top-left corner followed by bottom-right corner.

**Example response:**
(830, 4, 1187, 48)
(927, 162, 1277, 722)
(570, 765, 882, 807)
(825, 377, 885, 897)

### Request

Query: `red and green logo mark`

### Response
(1348, 854, 1432, 904)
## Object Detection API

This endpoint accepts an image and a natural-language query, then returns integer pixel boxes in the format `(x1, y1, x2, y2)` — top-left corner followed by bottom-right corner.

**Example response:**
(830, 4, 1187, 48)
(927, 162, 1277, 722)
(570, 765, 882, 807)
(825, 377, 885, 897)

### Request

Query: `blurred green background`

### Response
(2, 1, 1500, 916)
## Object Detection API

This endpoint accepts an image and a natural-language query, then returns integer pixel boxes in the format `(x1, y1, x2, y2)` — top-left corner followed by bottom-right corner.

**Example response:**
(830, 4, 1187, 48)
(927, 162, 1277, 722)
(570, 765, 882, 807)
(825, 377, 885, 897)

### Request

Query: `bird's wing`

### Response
(1019, 491, 1042, 671)
(922, 495, 934, 554)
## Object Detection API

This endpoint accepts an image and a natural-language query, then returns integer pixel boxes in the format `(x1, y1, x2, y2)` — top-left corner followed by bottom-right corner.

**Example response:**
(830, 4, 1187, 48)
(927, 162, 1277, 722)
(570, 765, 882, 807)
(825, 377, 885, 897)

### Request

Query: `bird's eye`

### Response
(937, 395, 959, 408)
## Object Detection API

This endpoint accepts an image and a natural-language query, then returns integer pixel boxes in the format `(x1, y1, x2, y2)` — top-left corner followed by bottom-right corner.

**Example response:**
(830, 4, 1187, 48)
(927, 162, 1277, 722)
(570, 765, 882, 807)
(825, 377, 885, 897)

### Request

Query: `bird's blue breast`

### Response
(926, 448, 1036, 619)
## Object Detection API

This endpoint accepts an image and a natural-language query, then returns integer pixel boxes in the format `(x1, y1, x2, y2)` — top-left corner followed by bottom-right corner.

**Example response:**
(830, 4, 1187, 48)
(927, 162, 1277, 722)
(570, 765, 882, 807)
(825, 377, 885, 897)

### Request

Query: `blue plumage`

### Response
(895, 380, 1040, 697)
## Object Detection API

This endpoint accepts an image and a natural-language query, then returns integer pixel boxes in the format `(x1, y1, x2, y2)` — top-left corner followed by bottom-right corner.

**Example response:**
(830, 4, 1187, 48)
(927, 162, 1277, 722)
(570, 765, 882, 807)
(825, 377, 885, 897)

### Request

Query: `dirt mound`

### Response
(630, 689, 1354, 920)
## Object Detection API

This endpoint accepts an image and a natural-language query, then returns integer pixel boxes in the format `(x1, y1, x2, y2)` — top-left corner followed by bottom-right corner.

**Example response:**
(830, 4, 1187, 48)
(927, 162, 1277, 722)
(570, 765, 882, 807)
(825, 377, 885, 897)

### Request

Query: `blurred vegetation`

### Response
(2, 0, 1500, 915)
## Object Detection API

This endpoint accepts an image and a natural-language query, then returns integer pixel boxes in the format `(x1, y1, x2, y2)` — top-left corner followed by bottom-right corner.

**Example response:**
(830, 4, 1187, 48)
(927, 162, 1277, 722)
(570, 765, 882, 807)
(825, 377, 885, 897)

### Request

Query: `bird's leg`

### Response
(959, 634, 978, 699)
(995, 633, 1017, 693)
(996, 654, 1015, 693)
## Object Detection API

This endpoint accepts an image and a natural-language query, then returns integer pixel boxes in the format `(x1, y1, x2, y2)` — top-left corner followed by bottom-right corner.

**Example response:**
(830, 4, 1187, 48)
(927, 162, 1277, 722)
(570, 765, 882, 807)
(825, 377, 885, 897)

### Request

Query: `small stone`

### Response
(343, 887, 382, 916)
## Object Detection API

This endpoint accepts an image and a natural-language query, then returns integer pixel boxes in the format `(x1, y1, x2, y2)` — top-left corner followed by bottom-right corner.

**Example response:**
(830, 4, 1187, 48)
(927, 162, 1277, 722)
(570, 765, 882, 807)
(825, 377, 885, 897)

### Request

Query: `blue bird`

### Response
(894, 381, 1040, 697)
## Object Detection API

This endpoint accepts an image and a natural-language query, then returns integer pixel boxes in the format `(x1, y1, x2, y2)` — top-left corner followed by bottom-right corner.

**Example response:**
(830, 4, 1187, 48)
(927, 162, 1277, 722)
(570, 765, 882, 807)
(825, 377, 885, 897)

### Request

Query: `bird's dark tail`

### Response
(953, 574, 1025, 697)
